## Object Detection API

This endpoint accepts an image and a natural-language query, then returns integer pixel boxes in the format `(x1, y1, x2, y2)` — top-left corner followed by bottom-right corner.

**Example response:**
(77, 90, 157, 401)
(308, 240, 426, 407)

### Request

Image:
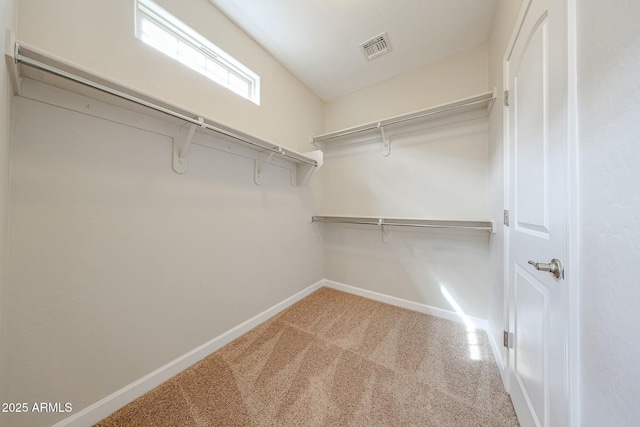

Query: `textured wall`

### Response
(17, 0, 324, 152)
(486, 0, 524, 373)
(578, 0, 640, 425)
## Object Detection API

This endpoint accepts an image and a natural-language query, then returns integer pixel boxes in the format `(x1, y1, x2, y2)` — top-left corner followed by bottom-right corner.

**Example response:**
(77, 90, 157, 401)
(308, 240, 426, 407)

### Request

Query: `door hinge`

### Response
(504, 90, 510, 107)
(503, 331, 514, 349)
(504, 209, 510, 226)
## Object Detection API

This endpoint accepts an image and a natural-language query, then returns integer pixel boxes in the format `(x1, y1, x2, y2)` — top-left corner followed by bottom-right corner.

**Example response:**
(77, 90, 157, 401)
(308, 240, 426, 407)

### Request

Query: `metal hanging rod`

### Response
(311, 216, 493, 232)
(312, 91, 495, 144)
(12, 42, 317, 167)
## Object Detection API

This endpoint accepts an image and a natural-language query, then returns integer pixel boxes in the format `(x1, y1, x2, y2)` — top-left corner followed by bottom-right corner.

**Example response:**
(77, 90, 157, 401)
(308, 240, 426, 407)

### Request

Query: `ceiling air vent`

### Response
(360, 32, 391, 61)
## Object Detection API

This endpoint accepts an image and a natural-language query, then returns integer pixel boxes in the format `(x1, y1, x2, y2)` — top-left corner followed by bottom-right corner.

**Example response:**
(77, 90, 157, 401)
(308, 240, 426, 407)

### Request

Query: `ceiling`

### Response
(209, 0, 498, 101)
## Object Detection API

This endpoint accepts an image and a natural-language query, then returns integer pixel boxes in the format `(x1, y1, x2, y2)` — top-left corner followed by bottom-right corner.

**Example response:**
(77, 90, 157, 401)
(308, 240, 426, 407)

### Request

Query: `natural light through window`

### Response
(135, 0, 260, 104)
(440, 285, 483, 361)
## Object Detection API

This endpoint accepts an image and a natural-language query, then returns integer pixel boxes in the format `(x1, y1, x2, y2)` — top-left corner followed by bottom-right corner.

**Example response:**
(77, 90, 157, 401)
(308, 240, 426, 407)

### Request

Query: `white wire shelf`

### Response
(6, 37, 322, 185)
(311, 91, 496, 152)
(311, 216, 494, 232)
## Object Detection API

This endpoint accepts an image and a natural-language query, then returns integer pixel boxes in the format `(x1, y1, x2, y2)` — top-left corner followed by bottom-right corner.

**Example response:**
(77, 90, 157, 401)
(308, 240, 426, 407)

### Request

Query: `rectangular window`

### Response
(135, 0, 260, 105)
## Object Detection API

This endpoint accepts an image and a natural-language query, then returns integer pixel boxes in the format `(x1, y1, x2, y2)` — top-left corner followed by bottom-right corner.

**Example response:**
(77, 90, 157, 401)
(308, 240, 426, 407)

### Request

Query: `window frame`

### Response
(135, 0, 261, 105)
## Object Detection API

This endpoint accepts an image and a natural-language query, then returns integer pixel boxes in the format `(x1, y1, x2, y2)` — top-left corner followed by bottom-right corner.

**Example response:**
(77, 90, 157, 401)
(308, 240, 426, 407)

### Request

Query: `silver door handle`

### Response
(528, 259, 564, 279)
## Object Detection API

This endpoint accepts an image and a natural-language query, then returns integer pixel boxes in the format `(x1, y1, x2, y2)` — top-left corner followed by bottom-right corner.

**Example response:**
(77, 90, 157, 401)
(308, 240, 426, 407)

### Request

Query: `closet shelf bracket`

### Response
(255, 147, 284, 185)
(377, 122, 390, 157)
(5, 29, 22, 95)
(173, 117, 205, 174)
(380, 219, 391, 244)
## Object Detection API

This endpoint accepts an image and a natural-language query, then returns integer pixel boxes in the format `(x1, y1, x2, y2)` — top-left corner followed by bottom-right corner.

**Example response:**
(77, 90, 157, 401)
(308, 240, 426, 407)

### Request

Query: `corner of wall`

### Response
(0, 0, 18, 407)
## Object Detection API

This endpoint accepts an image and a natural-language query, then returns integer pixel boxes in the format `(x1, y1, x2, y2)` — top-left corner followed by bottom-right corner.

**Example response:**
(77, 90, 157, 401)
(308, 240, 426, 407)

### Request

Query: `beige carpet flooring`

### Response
(95, 287, 519, 426)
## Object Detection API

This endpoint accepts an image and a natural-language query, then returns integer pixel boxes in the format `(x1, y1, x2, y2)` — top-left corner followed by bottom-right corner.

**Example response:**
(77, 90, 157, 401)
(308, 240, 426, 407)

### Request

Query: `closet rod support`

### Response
(379, 218, 391, 244)
(173, 117, 204, 174)
(377, 122, 390, 157)
(255, 148, 283, 185)
(4, 30, 21, 95)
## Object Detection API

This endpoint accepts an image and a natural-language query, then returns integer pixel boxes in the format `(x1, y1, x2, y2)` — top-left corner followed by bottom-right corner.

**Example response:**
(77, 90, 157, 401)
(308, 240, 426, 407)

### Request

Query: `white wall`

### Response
(486, 0, 523, 373)
(0, 0, 17, 411)
(324, 43, 488, 131)
(577, 1, 640, 425)
(4, 1, 326, 425)
(2, 80, 323, 427)
(17, 0, 324, 152)
(319, 45, 492, 319)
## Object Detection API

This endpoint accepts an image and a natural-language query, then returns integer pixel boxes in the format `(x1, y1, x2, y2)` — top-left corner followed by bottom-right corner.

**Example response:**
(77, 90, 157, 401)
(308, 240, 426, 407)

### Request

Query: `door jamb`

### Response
(566, 0, 580, 425)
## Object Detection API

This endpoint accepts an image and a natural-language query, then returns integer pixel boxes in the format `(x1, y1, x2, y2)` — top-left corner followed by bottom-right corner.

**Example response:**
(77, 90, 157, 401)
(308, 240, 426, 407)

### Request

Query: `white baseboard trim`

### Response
(323, 279, 489, 330)
(486, 327, 507, 383)
(53, 279, 324, 427)
(55, 278, 500, 426)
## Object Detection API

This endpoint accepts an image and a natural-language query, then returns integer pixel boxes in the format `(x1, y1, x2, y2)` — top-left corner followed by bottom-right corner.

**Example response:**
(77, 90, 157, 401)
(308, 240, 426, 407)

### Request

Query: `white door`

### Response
(505, 0, 570, 426)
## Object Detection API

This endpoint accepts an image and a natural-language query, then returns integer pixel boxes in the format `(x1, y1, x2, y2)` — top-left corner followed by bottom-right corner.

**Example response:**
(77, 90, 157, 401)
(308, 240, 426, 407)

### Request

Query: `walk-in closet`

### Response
(1, 0, 639, 426)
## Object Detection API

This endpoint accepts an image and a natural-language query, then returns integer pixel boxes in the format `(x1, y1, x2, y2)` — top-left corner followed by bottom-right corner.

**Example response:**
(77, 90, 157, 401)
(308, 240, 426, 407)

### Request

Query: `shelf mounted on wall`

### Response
(311, 215, 494, 243)
(310, 90, 496, 156)
(6, 36, 323, 187)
